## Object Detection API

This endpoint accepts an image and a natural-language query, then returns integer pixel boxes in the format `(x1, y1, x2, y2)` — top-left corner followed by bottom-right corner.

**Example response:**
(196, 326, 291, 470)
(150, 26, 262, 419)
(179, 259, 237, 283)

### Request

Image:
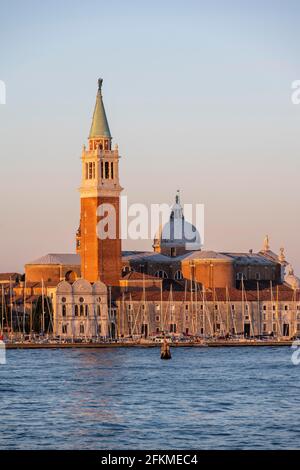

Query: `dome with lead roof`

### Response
(153, 192, 201, 257)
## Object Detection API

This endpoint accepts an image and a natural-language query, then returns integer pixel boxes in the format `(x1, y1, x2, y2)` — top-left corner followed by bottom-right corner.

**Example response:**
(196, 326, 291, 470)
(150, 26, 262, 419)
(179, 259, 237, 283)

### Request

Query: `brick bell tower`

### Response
(77, 79, 122, 286)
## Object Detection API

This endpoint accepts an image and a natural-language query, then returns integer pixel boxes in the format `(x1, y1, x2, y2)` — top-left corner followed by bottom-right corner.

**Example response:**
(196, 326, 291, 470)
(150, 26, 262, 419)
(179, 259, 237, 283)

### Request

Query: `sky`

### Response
(0, 0, 299, 273)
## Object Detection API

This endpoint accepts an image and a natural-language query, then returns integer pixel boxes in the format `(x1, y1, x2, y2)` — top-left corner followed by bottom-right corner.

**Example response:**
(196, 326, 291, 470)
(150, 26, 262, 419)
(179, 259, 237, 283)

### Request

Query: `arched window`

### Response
(85, 305, 89, 316)
(74, 305, 79, 317)
(62, 305, 66, 317)
(80, 324, 84, 334)
(174, 270, 183, 280)
(154, 270, 168, 279)
(97, 305, 101, 317)
(80, 305, 84, 316)
(105, 161, 109, 179)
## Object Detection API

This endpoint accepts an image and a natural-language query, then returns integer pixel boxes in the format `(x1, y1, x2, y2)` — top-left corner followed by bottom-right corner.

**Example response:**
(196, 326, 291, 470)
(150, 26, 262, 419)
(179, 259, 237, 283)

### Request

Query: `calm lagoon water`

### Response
(0, 346, 299, 449)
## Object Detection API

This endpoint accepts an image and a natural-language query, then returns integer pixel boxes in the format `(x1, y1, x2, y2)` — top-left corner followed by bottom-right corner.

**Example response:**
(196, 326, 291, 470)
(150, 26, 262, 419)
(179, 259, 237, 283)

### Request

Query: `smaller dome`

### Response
(153, 192, 201, 255)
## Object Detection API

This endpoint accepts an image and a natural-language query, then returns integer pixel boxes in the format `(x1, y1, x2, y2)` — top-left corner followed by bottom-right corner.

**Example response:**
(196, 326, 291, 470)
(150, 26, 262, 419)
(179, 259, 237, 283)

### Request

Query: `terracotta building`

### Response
(8, 79, 300, 340)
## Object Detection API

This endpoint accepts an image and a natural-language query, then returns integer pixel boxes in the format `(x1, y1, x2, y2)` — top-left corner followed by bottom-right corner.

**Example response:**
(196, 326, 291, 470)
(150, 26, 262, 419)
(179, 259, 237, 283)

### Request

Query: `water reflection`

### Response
(0, 347, 299, 449)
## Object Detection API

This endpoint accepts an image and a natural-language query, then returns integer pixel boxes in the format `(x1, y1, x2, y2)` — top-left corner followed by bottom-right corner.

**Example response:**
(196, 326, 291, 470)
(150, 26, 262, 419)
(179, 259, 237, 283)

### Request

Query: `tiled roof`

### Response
(122, 250, 279, 265)
(223, 252, 277, 266)
(0, 272, 22, 281)
(184, 251, 232, 261)
(26, 253, 80, 266)
(122, 272, 159, 281)
(112, 285, 300, 302)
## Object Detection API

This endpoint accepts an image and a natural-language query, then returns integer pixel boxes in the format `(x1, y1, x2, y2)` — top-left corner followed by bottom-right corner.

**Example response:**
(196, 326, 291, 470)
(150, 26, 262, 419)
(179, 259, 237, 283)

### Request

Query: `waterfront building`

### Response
(55, 279, 109, 338)
(2, 79, 300, 341)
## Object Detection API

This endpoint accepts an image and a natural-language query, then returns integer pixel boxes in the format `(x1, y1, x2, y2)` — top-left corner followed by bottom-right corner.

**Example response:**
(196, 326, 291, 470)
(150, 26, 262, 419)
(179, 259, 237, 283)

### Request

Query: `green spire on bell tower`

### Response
(89, 78, 111, 139)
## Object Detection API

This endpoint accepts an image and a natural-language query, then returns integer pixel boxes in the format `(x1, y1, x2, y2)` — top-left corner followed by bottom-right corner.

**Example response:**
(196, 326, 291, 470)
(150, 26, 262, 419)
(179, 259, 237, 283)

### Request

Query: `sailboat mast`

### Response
(9, 277, 13, 340)
(41, 278, 45, 335)
(23, 279, 26, 335)
(1, 285, 4, 334)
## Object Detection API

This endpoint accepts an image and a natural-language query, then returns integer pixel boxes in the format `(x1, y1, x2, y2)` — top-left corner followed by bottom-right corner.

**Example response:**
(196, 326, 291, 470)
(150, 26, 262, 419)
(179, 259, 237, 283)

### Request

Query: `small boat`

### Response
(160, 338, 171, 360)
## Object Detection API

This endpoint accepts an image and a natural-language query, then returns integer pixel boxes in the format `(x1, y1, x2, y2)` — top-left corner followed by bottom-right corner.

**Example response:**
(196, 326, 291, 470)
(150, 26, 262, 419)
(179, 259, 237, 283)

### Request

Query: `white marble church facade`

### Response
(55, 279, 110, 339)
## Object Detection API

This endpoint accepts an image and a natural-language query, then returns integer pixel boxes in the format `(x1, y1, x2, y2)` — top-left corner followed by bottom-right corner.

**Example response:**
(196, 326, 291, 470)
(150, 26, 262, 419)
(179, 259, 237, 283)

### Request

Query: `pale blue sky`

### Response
(0, 0, 300, 272)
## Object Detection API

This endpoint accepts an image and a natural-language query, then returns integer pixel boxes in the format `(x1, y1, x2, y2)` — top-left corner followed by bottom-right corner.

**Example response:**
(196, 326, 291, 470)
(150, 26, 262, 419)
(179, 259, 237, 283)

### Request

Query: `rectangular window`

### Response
(155, 315, 160, 322)
(170, 323, 177, 333)
(297, 323, 300, 331)
(80, 324, 84, 334)
(110, 162, 114, 179)
(105, 161, 109, 179)
(86, 162, 96, 180)
(237, 272, 247, 280)
(263, 323, 267, 332)
(101, 161, 104, 179)
(62, 324, 68, 334)
(171, 247, 177, 257)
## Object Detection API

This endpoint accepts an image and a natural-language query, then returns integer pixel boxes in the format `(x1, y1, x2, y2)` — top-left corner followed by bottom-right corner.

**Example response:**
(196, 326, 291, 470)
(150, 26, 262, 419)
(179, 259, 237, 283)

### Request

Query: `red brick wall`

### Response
(80, 196, 121, 286)
(182, 260, 234, 288)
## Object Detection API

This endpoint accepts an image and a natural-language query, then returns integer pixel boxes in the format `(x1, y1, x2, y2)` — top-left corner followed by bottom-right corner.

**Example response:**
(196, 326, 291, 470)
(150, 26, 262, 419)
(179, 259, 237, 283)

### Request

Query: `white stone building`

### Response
(55, 279, 110, 339)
